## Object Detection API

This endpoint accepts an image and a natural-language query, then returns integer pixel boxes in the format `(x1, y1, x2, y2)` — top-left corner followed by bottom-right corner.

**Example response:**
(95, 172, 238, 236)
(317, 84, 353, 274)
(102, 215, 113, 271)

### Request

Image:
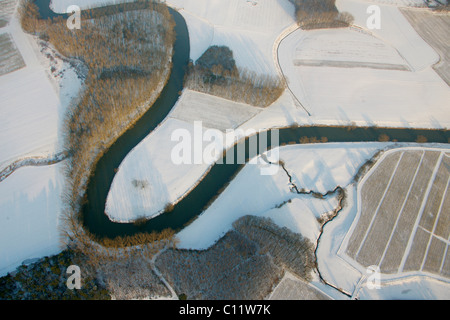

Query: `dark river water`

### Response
(35, 0, 449, 240)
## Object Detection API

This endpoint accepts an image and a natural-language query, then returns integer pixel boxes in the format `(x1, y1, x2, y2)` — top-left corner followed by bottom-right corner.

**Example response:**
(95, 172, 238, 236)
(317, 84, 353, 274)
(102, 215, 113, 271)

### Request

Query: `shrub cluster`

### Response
(185, 45, 285, 107)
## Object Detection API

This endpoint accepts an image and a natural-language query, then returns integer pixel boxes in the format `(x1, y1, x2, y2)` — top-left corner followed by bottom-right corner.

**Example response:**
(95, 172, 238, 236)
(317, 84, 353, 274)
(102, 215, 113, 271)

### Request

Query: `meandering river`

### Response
(35, 0, 449, 240)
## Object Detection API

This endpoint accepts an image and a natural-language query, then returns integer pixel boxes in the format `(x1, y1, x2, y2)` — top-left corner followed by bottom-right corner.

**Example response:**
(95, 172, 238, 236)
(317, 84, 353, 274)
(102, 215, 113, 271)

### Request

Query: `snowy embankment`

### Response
(0, 151, 67, 182)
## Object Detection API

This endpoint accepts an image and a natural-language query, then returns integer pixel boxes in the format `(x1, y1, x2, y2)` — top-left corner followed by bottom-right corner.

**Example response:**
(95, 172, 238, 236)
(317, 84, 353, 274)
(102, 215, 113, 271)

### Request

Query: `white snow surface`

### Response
(337, 0, 439, 71)
(176, 142, 386, 249)
(278, 14, 450, 128)
(50, 0, 135, 13)
(168, 89, 262, 131)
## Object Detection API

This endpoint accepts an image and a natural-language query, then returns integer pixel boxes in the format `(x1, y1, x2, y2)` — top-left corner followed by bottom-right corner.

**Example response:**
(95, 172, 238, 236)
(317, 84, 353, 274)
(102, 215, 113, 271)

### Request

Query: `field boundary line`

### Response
(398, 151, 444, 273)
(420, 175, 449, 271)
(418, 226, 450, 246)
(355, 151, 405, 258)
(378, 150, 425, 267)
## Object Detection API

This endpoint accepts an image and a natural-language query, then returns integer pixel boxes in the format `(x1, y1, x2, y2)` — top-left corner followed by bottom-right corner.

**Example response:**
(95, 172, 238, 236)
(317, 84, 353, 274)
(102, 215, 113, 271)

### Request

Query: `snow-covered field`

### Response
(0, 161, 65, 276)
(0, 7, 82, 170)
(337, 0, 439, 71)
(166, 0, 297, 75)
(0, 3, 80, 276)
(0, 0, 17, 27)
(317, 146, 450, 299)
(278, 1, 450, 128)
(281, 62, 449, 127)
(268, 271, 332, 300)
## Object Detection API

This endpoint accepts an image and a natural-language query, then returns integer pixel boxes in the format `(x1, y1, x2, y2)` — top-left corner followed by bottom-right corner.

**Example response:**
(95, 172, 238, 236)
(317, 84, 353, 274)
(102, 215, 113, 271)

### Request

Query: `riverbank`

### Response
(103, 120, 449, 230)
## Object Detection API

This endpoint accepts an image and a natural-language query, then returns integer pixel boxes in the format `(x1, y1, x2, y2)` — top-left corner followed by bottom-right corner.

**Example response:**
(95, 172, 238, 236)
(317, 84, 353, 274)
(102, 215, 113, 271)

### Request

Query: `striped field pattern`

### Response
(346, 149, 450, 279)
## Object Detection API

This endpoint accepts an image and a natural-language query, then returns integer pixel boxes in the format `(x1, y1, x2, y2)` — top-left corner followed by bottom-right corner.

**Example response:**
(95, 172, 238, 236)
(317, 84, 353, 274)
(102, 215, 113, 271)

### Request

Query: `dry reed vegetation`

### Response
(185, 45, 285, 107)
(19, 0, 176, 251)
